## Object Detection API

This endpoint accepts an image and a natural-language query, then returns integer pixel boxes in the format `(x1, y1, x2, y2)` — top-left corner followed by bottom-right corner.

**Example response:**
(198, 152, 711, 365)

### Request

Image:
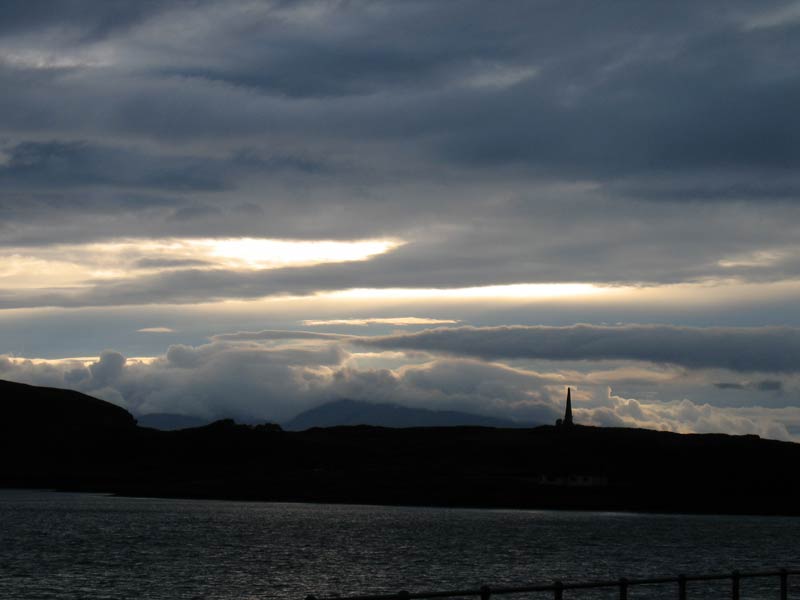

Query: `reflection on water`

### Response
(1, 489, 798, 600)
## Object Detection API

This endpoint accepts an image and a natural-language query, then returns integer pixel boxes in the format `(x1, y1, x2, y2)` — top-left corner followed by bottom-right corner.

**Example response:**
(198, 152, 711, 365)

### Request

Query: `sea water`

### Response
(1, 489, 798, 600)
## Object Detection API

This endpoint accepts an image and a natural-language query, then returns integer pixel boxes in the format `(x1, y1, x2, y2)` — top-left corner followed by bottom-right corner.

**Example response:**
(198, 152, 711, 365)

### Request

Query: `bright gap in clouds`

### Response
(0, 237, 401, 288)
(301, 317, 460, 326)
(201, 238, 400, 268)
(325, 283, 618, 300)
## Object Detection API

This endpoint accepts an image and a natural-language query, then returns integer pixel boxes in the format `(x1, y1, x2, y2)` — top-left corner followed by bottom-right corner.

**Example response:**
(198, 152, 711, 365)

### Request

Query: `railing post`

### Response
(780, 569, 789, 600)
(304, 566, 796, 600)
(619, 577, 628, 600)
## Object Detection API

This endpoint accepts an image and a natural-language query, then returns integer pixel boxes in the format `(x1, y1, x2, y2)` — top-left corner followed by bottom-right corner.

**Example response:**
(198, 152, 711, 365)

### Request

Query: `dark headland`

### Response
(2, 379, 799, 515)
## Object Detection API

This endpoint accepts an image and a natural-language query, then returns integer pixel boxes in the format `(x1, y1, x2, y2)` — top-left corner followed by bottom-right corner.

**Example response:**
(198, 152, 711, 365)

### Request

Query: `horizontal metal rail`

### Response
(307, 568, 799, 600)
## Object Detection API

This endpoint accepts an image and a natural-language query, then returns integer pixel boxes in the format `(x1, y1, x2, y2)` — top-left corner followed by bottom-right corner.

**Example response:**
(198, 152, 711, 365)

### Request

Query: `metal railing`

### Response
(307, 568, 799, 600)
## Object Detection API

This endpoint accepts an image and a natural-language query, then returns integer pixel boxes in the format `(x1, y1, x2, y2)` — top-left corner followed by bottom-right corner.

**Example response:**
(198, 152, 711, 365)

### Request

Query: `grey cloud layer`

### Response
(0, 141, 322, 191)
(2, 0, 800, 298)
(170, 324, 800, 375)
(212, 330, 354, 342)
(362, 325, 800, 373)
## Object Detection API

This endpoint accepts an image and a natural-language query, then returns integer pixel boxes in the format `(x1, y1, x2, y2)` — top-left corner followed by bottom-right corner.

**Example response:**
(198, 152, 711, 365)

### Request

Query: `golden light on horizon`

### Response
(199, 237, 400, 268)
(324, 282, 620, 301)
(2, 355, 159, 366)
(0, 237, 403, 290)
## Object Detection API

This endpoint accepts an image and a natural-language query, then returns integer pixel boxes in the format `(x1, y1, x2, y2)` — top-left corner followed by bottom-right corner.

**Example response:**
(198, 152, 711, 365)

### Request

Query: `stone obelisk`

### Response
(564, 387, 574, 427)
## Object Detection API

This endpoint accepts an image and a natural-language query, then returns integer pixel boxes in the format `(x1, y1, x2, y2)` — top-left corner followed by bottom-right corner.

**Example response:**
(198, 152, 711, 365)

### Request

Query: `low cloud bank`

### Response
(575, 388, 797, 442)
(1, 334, 798, 441)
(0, 344, 556, 424)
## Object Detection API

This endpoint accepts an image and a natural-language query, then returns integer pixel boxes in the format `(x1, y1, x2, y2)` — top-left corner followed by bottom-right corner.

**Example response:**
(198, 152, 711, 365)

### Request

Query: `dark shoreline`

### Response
(6, 422, 800, 517)
(4, 486, 800, 520)
(4, 379, 800, 517)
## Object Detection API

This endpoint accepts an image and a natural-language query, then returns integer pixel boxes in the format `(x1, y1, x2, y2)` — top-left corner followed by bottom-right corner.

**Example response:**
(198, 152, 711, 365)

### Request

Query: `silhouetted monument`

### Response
(556, 387, 574, 427)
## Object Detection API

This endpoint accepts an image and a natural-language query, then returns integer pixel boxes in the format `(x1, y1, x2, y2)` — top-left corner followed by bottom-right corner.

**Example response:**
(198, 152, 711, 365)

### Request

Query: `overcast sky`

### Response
(2, 0, 800, 439)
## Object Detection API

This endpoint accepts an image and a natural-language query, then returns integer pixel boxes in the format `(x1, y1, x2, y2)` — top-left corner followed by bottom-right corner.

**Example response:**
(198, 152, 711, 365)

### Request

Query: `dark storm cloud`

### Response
(2, 1, 797, 176)
(439, 28, 800, 177)
(0, 141, 227, 190)
(0, 141, 326, 191)
(715, 382, 747, 390)
(0, 0, 188, 38)
(361, 325, 800, 373)
(715, 380, 784, 391)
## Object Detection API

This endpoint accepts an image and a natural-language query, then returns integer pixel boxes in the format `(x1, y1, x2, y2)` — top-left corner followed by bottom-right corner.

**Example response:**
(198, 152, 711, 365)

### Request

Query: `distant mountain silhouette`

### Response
(4, 378, 800, 515)
(284, 398, 532, 430)
(137, 413, 212, 430)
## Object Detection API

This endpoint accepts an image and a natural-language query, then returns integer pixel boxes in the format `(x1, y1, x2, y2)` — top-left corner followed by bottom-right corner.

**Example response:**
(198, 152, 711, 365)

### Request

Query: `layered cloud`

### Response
(212, 330, 355, 342)
(362, 324, 800, 373)
(301, 317, 459, 327)
(1, 0, 800, 307)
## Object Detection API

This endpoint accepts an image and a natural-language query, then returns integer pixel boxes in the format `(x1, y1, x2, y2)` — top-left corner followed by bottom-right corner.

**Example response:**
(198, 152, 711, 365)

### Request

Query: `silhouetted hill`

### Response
(3, 380, 800, 515)
(136, 413, 211, 430)
(0, 379, 136, 434)
(0, 379, 139, 490)
(284, 398, 531, 430)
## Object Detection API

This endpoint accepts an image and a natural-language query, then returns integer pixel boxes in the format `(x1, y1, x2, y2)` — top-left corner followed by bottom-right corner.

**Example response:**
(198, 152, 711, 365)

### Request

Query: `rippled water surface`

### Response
(1, 489, 799, 600)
